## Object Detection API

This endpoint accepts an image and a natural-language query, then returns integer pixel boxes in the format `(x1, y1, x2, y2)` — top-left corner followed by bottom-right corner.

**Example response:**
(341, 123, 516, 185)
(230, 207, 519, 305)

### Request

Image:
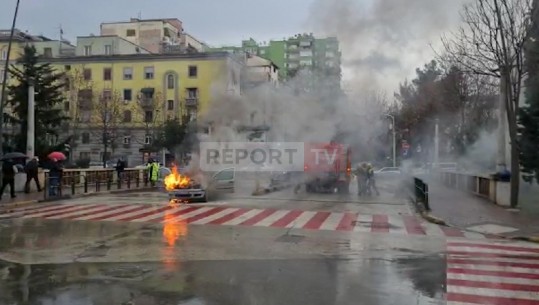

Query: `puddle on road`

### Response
(0, 255, 446, 305)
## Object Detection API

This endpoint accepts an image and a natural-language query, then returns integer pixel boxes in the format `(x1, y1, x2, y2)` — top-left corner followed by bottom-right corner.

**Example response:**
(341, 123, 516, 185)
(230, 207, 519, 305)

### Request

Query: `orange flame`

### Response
(162, 202, 188, 270)
(164, 166, 191, 191)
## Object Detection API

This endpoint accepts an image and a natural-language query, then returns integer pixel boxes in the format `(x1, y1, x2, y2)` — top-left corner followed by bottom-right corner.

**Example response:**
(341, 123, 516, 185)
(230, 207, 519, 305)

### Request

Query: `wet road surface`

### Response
(0, 176, 538, 304)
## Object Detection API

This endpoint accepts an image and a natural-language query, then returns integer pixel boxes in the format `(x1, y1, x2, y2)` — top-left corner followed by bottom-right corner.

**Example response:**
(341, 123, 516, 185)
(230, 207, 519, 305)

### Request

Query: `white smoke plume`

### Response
(305, 0, 467, 92)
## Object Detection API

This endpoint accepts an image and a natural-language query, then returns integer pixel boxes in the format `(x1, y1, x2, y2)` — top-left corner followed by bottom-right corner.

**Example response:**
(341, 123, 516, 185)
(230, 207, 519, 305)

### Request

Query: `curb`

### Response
(510, 236, 539, 243)
(419, 211, 447, 226)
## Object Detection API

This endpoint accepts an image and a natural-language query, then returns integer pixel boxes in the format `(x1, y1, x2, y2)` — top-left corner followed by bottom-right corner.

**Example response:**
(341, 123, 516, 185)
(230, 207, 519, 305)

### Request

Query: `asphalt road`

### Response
(0, 174, 538, 305)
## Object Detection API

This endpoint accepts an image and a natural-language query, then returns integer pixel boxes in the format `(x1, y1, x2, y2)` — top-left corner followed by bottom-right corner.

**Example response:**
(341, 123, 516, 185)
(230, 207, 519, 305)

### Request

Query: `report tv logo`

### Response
(199, 142, 347, 172)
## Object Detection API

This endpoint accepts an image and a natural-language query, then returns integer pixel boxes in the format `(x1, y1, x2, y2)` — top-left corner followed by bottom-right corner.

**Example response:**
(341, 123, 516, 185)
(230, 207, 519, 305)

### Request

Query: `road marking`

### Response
(11, 202, 497, 239)
(447, 241, 539, 304)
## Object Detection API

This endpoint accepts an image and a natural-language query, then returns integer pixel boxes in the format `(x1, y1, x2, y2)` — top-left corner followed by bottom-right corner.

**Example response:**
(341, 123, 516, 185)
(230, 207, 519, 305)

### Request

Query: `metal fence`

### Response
(43, 168, 149, 200)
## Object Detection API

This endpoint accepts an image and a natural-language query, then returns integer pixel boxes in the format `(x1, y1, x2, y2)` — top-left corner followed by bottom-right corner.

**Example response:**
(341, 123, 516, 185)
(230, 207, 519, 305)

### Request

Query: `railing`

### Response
(414, 177, 430, 211)
(43, 168, 150, 200)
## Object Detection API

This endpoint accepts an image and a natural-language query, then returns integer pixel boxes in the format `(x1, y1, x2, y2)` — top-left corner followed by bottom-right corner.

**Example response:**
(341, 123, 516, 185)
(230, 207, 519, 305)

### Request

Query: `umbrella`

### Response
(1, 152, 28, 161)
(48, 151, 67, 161)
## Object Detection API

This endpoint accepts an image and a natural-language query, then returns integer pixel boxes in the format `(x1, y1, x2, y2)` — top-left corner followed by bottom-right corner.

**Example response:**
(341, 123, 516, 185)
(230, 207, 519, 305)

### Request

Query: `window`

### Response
(144, 111, 153, 123)
(123, 136, 131, 145)
(126, 29, 136, 37)
(64, 102, 70, 112)
(103, 68, 112, 80)
(79, 152, 91, 160)
(123, 110, 132, 122)
(123, 67, 133, 80)
(103, 89, 112, 101)
(144, 135, 152, 145)
(141, 88, 154, 99)
(104, 44, 112, 55)
(43, 47, 53, 58)
(64, 78, 70, 90)
(167, 74, 175, 89)
(81, 133, 90, 144)
(1, 50, 7, 60)
(64, 65, 71, 71)
(84, 45, 92, 56)
(83, 68, 92, 81)
(188, 65, 197, 78)
(144, 66, 154, 79)
(187, 87, 198, 98)
(80, 111, 91, 122)
(123, 89, 132, 101)
(0, 70, 4, 82)
(167, 100, 174, 110)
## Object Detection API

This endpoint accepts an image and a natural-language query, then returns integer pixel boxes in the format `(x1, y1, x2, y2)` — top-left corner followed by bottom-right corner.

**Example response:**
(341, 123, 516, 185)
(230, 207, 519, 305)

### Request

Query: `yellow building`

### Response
(42, 52, 243, 164)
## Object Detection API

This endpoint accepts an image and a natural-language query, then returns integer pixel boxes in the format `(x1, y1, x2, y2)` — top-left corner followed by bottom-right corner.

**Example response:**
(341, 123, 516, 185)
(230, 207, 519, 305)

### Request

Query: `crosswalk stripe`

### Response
(447, 241, 539, 304)
(9, 202, 498, 239)
(318, 212, 344, 231)
(162, 207, 213, 223)
(190, 208, 240, 225)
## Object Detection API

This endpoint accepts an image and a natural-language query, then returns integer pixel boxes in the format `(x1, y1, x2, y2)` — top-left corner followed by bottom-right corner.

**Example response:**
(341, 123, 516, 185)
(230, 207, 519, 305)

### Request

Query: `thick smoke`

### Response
(305, 0, 466, 91)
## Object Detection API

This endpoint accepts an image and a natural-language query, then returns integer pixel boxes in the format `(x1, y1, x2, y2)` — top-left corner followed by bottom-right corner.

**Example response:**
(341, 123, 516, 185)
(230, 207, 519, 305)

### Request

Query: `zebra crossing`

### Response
(1, 202, 496, 239)
(446, 241, 539, 304)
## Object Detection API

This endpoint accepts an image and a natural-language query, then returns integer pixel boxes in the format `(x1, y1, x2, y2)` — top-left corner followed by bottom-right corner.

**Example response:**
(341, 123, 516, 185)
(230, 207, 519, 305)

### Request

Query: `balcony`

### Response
(139, 98, 154, 109)
(185, 98, 199, 107)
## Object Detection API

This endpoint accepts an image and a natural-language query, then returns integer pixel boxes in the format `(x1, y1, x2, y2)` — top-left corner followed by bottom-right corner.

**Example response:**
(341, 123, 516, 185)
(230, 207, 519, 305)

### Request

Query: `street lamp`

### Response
(384, 114, 397, 168)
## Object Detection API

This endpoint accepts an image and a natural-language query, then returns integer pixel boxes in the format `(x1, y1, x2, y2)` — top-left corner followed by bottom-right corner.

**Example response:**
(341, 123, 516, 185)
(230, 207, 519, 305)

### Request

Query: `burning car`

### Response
(164, 166, 235, 202)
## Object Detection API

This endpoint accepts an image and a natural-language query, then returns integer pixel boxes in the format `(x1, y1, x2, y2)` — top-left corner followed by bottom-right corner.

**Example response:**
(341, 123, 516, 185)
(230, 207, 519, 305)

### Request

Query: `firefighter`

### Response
(353, 163, 368, 196)
(366, 163, 380, 196)
(147, 158, 160, 187)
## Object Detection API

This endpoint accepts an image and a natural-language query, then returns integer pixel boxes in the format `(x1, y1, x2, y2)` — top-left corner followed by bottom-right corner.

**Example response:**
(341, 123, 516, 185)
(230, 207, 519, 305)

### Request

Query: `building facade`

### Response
(76, 35, 151, 56)
(210, 34, 341, 81)
(40, 52, 242, 165)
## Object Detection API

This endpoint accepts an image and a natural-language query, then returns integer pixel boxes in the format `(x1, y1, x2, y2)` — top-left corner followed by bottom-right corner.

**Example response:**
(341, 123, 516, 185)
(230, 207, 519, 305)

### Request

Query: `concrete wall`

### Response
(76, 36, 150, 56)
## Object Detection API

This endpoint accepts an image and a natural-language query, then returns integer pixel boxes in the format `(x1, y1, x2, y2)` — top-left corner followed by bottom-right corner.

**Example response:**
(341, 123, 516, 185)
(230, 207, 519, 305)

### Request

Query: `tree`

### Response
(132, 90, 166, 152)
(68, 67, 123, 167)
(518, 0, 539, 183)
(6, 45, 69, 155)
(153, 117, 191, 157)
(441, 0, 533, 207)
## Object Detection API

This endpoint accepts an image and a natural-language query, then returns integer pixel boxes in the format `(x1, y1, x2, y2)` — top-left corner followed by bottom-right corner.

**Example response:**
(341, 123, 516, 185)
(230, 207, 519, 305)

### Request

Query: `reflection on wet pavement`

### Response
(0, 255, 445, 305)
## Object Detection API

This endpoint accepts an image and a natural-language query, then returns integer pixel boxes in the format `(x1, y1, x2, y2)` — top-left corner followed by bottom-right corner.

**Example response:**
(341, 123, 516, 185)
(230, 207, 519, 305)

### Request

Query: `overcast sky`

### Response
(0, 0, 465, 94)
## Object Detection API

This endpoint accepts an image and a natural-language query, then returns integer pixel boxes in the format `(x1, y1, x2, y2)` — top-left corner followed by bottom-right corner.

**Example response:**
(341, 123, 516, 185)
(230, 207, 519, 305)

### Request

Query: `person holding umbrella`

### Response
(24, 156, 41, 193)
(47, 152, 66, 197)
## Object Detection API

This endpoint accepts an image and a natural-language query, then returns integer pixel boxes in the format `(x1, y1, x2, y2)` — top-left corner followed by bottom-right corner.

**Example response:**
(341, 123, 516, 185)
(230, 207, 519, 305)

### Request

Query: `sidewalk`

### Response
(427, 181, 539, 239)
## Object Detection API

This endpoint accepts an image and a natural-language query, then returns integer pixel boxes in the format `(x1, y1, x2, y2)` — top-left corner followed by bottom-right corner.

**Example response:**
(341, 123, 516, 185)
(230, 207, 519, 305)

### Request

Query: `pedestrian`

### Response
(115, 158, 125, 181)
(48, 158, 64, 197)
(0, 159, 17, 200)
(24, 156, 42, 193)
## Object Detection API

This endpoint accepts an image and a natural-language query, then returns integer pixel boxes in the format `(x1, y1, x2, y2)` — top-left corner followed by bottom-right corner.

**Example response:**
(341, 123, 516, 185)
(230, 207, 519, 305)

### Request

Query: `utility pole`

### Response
(0, 0, 22, 156)
(434, 118, 440, 168)
(384, 114, 396, 168)
(102, 95, 108, 168)
(497, 73, 508, 172)
(26, 78, 35, 157)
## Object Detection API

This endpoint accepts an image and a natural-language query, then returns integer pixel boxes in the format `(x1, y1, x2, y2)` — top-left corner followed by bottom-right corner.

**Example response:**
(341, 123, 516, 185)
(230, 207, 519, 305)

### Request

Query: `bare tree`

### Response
(132, 90, 166, 153)
(441, 0, 533, 207)
(68, 67, 123, 166)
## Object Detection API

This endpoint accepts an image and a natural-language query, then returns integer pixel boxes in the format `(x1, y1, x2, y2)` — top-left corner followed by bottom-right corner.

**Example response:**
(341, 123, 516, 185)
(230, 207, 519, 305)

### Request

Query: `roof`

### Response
(37, 51, 235, 64)
(246, 54, 279, 69)
(100, 18, 181, 26)
(0, 29, 49, 42)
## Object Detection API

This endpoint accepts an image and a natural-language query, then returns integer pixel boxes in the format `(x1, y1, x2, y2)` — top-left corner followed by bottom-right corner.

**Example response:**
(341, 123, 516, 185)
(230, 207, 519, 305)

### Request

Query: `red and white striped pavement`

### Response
(446, 241, 539, 304)
(0, 202, 495, 238)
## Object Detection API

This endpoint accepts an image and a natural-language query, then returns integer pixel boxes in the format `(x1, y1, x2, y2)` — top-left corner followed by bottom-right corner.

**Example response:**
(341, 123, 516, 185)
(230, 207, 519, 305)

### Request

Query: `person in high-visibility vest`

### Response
(146, 158, 160, 187)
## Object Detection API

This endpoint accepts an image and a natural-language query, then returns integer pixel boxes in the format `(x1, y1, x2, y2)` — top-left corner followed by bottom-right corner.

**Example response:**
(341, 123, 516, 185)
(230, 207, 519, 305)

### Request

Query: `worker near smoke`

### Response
(147, 158, 160, 187)
(366, 163, 380, 196)
(353, 163, 368, 196)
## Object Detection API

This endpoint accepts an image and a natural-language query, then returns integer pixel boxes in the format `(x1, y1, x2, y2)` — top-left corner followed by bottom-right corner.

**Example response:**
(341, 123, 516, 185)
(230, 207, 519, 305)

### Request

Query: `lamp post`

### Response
(0, 0, 22, 155)
(26, 77, 35, 158)
(384, 114, 396, 168)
